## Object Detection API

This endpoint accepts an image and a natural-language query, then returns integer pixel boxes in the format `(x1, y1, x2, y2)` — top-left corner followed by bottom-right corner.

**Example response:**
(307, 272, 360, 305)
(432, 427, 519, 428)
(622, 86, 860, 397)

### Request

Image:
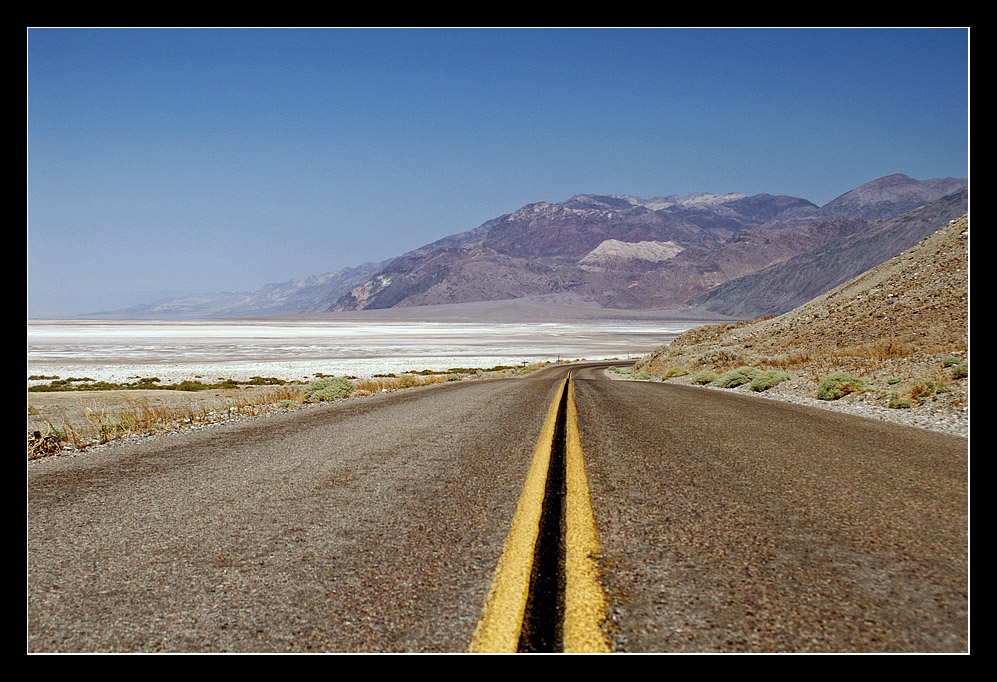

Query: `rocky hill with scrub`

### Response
(631, 213, 970, 437)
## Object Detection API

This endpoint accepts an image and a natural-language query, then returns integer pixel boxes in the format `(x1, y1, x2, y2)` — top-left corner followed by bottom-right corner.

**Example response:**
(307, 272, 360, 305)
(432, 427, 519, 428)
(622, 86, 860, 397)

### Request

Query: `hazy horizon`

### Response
(28, 27, 970, 318)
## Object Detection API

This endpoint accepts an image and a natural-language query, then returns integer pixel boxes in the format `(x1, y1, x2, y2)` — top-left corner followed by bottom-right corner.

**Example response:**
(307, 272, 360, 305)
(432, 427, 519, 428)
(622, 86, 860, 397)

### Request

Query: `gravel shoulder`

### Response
(606, 355, 969, 440)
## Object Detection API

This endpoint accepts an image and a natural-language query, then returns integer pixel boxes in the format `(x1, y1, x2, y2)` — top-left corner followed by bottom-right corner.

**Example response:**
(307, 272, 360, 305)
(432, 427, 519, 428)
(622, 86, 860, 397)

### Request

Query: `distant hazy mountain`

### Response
(816, 173, 967, 221)
(331, 174, 966, 315)
(86, 261, 388, 320)
(87, 173, 967, 320)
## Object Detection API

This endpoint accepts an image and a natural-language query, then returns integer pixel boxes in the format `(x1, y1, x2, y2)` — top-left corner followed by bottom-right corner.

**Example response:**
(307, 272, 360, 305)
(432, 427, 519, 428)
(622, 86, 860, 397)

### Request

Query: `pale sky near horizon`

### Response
(27, 27, 970, 317)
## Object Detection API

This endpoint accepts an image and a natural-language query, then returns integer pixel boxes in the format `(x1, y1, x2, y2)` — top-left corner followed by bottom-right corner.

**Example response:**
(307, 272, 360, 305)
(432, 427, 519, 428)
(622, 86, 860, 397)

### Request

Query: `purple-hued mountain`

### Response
(816, 173, 967, 221)
(88, 174, 967, 321)
(330, 174, 967, 317)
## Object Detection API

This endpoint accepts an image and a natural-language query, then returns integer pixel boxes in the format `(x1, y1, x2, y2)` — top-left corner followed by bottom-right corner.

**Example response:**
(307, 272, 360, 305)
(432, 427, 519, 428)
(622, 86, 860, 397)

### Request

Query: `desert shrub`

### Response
(662, 367, 689, 380)
(303, 376, 356, 403)
(750, 370, 790, 392)
(246, 376, 286, 385)
(887, 376, 901, 385)
(950, 361, 968, 379)
(170, 380, 213, 392)
(909, 380, 936, 401)
(888, 392, 912, 409)
(697, 349, 746, 367)
(691, 371, 717, 385)
(632, 371, 653, 381)
(98, 417, 131, 442)
(943, 355, 962, 367)
(29, 427, 70, 458)
(816, 372, 868, 400)
(713, 366, 760, 389)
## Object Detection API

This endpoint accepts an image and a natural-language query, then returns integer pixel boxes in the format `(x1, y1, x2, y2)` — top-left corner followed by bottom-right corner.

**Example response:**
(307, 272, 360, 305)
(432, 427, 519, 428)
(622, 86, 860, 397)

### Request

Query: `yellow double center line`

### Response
(469, 373, 610, 653)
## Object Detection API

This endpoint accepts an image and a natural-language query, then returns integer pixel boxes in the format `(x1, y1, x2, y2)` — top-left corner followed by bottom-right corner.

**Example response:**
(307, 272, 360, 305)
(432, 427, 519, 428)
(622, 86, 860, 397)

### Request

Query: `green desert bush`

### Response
(888, 392, 912, 409)
(950, 361, 968, 379)
(691, 370, 717, 385)
(713, 366, 760, 389)
(749, 370, 791, 392)
(632, 371, 654, 381)
(816, 372, 869, 400)
(95, 416, 132, 442)
(661, 367, 689, 380)
(302, 376, 356, 403)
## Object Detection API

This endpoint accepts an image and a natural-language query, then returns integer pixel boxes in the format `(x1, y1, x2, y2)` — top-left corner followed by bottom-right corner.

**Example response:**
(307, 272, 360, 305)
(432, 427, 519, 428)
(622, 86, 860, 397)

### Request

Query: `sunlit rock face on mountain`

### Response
(90, 175, 967, 321)
(331, 176, 966, 316)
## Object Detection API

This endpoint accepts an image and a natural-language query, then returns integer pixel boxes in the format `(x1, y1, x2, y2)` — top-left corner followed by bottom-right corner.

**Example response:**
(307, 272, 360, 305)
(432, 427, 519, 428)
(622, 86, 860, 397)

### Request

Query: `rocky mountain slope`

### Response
(688, 189, 968, 318)
(82, 174, 966, 320)
(815, 173, 967, 221)
(331, 174, 966, 315)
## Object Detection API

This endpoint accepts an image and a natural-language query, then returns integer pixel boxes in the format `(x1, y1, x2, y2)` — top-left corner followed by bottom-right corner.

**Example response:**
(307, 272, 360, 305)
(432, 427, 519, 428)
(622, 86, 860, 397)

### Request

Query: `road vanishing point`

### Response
(28, 363, 968, 653)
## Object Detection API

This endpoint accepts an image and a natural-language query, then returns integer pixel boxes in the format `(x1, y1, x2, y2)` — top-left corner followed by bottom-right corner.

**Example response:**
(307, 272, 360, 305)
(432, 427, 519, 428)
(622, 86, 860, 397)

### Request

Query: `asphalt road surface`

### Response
(27, 364, 968, 653)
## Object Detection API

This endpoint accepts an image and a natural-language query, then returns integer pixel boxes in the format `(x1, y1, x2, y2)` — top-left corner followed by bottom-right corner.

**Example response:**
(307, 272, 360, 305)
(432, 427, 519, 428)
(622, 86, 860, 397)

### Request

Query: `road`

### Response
(27, 364, 968, 653)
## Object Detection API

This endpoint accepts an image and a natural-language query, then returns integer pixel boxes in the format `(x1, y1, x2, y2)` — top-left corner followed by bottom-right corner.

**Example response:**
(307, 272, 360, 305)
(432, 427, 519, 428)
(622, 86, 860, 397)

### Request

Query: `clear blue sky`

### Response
(27, 27, 970, 317)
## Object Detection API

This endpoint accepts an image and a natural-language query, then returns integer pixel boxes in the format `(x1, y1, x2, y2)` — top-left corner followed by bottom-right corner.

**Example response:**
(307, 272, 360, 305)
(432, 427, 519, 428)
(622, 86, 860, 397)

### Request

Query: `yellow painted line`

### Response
(468, 373, 611, 653)
(563, 374, 611, 653)
(468, 376, 566, 653)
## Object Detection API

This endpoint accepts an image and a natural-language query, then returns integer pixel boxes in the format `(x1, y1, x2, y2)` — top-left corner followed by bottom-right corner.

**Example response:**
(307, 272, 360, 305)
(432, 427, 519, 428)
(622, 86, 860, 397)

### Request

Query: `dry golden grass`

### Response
(352, 373, 452, 395)
(28, 385, 305, 459)
(28, 363, 562, 459)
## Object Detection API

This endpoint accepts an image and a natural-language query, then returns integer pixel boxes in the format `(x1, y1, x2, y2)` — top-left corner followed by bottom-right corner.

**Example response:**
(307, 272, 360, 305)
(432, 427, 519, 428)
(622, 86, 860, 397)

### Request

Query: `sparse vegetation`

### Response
(816, 372, 869, 401)
(302, 376, 357, 403)
(713, 366, 760, 389)
(28, 425, 70, 458)
(888, 392, 913, 409)
(950, 361, 968, 379)
(908, 379, 937, 402)
(691, 370, 718, 385)
(29, 362, 559, 458)
(749, 370, 791, 392)
(660, 367, 689, 380)
(27, 375, 291, 393)
(27, 383, 304, 459)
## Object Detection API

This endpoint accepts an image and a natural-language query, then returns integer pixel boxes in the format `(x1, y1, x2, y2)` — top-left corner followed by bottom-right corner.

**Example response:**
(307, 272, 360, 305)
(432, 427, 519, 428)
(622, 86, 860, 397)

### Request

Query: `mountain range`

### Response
(89, 173, 967, 321)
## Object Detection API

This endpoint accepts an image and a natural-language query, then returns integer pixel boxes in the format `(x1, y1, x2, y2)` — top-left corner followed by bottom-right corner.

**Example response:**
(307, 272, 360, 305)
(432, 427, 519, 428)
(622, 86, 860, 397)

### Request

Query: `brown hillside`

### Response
(634, 214, 969, 433)
(642, 214, 968, 368)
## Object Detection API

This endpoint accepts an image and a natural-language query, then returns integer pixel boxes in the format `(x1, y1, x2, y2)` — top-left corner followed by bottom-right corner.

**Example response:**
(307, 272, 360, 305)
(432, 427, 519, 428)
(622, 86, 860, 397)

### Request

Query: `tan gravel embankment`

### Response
(27, 364, 554, 458)
(27, 386, 303, 456)
(613, 350, 969, 440)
